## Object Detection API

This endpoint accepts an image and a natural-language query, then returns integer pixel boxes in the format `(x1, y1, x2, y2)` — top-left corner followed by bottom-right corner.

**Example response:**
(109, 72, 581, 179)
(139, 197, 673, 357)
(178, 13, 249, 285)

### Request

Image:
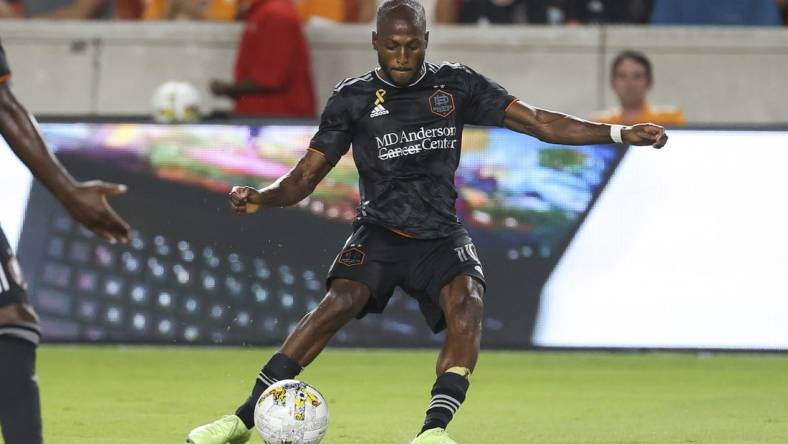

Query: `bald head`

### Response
(372, 0, 428, 87)
(376, 0, 426, 35)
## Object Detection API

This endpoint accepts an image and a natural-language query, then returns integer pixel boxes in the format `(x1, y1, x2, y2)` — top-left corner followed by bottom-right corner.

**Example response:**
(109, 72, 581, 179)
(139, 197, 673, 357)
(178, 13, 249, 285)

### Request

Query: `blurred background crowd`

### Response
(0, 0, 785, 126)
(0, 0, 786, 26)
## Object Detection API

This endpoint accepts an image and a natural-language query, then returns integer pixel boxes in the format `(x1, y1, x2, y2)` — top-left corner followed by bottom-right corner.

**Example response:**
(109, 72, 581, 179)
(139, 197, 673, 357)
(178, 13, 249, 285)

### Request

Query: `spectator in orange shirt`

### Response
(142, 0, 237, 20)
(0, 0, 22, 17)
(296, 0, 346, 23)
(210, 0, 316, 117)
(592, 50, 686, 126)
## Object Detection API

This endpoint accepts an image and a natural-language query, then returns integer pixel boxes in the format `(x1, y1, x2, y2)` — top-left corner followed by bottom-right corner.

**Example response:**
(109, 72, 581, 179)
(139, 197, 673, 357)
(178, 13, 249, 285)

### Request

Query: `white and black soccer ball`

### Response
(151, 81, 201, 123)
(254, 379, 329, 444)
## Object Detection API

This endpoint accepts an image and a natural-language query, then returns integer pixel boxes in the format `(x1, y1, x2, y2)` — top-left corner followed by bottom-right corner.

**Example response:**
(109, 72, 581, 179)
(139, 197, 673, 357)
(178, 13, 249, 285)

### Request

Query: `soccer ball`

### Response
(151, 81, 201, 123)
(254, 379, 329, 444)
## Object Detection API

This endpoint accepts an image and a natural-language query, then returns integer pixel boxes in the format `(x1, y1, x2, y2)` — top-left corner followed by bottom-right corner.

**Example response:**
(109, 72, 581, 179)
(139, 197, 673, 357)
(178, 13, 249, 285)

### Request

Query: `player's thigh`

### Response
(326, 224, 405, 316)
(423, 230, 486, 299)
(319, 278, 372, 318)
(405, 229, 486, 332)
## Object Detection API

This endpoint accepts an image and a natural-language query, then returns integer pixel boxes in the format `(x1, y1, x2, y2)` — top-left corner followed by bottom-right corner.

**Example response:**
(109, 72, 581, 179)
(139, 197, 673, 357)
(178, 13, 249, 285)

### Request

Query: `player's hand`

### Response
(209, 79, 232, 98)
(63, 181, 132, 244)
(622, 123, 668, 149)
(229, 186, 262, 215)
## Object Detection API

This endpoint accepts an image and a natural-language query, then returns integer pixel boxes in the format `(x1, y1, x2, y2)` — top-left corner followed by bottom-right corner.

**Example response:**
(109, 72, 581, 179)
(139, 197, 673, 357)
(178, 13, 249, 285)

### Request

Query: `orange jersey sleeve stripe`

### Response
(0, 74, 11, 84)
(307, 147, 326, 157)
(504, 98, 520, 113)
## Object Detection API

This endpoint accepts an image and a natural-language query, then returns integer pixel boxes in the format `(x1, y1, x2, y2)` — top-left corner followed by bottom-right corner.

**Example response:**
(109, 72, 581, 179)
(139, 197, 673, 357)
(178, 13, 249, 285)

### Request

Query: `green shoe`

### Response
(411, 428, 459, 444)
(186, 415, 252, 444)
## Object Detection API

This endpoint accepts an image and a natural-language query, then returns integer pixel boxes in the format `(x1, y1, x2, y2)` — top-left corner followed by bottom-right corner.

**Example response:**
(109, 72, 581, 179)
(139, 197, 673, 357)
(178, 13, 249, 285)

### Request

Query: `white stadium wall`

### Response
(0, 21, 787, 124)
(534, 130, 788, 350)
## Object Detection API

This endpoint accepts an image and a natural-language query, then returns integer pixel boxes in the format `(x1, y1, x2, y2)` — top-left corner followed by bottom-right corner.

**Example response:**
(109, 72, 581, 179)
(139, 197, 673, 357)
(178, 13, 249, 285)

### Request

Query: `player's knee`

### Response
(460, 290, 484, 318)
(446, 286, 484, 335)
(446, 278, 485, 315)
(318, 293, 356, 321)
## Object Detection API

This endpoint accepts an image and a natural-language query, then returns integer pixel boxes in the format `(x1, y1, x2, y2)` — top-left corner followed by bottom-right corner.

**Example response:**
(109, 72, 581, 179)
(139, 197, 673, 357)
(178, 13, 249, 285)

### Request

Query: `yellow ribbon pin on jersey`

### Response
(375, 89, 386, 105)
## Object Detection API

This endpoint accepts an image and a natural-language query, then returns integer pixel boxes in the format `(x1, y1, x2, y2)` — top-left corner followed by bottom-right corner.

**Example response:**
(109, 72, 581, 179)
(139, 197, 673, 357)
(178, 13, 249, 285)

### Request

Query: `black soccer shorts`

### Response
(0, 226, 29, 309)
(326, 223, 486, 333)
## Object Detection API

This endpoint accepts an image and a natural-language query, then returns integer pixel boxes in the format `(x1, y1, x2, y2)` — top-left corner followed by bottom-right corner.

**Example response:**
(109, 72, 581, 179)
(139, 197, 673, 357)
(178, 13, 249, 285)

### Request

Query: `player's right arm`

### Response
(459, 64, 667, 148)
(230, 84, 354, 215)
(0, 81, 131, 243)
(228, 150, 333, 215)
(503, 101, 668, 148)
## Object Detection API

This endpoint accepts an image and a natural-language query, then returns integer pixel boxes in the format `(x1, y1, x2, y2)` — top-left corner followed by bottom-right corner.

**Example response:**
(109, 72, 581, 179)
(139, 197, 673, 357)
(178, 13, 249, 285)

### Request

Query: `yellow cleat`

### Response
(186, 415, 251, 444)
(411, 427, 459, 444)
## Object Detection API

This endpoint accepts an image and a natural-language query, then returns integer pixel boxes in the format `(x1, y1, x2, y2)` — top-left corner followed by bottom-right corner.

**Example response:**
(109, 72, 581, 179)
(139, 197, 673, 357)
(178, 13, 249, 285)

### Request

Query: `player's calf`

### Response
(417, 276, 484, 438)
(437, 276, 484, 374)
(303, 280, 370, 337)
(234, 279, 369, 430)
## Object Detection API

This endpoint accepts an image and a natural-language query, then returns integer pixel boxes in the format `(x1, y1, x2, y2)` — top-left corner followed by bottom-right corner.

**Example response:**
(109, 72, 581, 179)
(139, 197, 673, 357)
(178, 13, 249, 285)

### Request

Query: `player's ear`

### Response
(372, 31, 378, 51)
(424, 31, 429, 49)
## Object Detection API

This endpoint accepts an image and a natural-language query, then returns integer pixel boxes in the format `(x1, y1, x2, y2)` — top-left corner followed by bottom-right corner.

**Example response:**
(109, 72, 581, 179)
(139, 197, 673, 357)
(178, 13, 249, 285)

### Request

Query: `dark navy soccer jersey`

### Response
(310, 61, 517, 239)
(0, 40, 10, 80)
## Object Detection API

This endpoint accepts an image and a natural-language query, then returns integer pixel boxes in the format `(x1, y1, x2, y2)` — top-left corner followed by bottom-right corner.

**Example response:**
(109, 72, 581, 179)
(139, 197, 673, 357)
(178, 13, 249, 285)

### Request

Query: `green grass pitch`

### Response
(15, 346, 788, 443)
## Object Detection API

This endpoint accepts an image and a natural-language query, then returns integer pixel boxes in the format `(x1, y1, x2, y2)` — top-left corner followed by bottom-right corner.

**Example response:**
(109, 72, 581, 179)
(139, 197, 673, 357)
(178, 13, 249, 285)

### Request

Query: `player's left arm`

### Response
(503, 100, 668, 148)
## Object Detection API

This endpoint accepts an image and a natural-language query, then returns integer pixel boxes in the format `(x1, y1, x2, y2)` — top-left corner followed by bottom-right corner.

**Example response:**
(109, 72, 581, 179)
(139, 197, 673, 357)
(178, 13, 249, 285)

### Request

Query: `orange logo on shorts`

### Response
(338, 247, 365, 267)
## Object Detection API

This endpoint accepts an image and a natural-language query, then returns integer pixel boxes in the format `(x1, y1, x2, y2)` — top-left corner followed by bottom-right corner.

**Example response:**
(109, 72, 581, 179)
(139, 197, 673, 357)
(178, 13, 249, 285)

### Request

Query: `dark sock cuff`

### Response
(235, 404, 255, 429)
(421, 372, 471, 434)
(236, 353, 303, 429)
(431, 372, 470, 400)
(264, 352, 303, 380)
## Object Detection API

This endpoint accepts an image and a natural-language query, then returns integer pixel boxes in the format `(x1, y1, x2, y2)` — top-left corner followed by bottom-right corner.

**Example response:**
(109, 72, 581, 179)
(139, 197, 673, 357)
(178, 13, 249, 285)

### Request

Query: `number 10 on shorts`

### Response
(454, 243, 479, 263)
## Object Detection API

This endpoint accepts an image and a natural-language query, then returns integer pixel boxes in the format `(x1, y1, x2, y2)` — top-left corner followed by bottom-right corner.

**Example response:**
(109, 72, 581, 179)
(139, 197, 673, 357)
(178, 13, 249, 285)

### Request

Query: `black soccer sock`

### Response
(235, 352, 303, 429)
(0, 337, 43, 444)
(419, 371, 470, 435)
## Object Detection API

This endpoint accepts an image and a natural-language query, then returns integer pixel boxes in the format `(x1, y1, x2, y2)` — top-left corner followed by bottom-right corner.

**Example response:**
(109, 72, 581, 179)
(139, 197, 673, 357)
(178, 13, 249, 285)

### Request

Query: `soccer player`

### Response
(186, 1, 668, 443)
(0, 41, 131, 444)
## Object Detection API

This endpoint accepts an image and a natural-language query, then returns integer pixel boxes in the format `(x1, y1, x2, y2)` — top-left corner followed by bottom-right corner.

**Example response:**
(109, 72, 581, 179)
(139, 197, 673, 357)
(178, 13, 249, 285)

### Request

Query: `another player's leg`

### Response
(186, 278, 370, 444)
(413, 275, 484, 444)
(0, 229, 43, 444)
(0, 336, 43, 444)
